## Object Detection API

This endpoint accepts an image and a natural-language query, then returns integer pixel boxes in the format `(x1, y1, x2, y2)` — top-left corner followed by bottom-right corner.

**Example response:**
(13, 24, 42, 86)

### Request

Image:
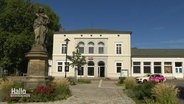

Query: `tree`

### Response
(70, 45, 87, 80)
(0, 0, 60, 74)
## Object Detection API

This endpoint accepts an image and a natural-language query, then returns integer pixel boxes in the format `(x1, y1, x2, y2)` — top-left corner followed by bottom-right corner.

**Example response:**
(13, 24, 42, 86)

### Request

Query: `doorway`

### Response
(98, 61, 105, 77)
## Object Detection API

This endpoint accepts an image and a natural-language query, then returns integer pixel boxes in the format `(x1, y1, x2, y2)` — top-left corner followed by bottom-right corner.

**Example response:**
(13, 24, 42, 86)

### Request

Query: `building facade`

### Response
(50, 29, 184, 79)
(132, 49, 184, 79)
(51, 29, 131, 78)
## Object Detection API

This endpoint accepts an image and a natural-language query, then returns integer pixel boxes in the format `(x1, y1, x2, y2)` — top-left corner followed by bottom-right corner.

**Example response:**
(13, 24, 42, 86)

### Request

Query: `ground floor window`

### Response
(144, 62, 151, 73)
(88, 61, 94, 76)
(116, 63, 122, 73)
(164, 62, 172, 73)
(175, 62, 182, 73)
(57, 62, 63, 72)
(133, 62, 141, 73)
(78, 67, 84, 75)
(88, 67, 94, 76)
(154, 62, 161, 73)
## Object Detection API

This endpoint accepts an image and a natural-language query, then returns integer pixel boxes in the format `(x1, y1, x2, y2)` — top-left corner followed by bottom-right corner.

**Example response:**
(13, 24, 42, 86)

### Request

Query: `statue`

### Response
(33, 7, 49, 50)
(25, 7, 50, 89)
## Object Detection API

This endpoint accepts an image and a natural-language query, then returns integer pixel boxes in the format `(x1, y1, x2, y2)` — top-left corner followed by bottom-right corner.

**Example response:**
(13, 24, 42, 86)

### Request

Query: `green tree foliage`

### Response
(70, 45, 87, 79)
(0, 0, 60, 74)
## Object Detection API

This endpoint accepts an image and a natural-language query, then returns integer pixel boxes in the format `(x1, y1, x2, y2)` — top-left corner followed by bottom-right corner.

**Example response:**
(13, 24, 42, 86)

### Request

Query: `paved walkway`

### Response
(43, 80, 135, 104)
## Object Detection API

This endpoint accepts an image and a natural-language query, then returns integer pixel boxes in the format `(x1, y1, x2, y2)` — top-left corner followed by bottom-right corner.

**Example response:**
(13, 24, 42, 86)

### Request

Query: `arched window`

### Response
(78, 41, 85, 53)
(88, 61, 94, 76)
(98, 61, 105, 66)
(88, 42, 94, 54)
(98, 42, 104, 54)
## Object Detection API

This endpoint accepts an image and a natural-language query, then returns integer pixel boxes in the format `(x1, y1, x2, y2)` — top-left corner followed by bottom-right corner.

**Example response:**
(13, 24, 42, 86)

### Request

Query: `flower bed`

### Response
(0, 77, 71, 103)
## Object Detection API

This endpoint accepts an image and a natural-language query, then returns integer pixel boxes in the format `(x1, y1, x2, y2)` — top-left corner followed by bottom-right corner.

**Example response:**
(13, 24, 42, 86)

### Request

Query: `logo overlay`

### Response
(10, 88, 30, 97)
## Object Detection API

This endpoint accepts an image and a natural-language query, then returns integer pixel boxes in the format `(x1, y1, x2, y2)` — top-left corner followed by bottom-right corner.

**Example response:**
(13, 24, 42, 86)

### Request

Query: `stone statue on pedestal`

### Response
(25, 7, 50, 89)
(33, 7, 49, 51)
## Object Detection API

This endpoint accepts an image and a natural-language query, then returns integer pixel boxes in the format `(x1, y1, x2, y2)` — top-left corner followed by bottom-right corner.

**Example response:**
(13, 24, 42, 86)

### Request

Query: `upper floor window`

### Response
(88, 42, 94, 54)
(78, 41, 85, 54)
(116, 43, 122, 54)
(61, 44, 66, 54)
(98, 42, 104, 54)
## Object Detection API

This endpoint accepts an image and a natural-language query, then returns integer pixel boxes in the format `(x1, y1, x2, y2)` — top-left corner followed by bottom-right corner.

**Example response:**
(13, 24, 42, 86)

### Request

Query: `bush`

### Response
(52, 78, 71, 100)
(1, 78, 71, 103)
(118, 77, 126, 84)
(67, 77, 76, 85)
(0, 79, 14, 102)
(77, 79, 91, 84)
(152, 83, 179, 104)
(134, 82, 156, 100)
(124, 77, 136, 89)
(0, 79, 24, 102)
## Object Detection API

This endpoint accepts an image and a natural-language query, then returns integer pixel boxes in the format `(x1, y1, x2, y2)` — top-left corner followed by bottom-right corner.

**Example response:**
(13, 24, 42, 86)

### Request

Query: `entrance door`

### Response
(98, 61, 105, 77)
(99, 66, 105, 77)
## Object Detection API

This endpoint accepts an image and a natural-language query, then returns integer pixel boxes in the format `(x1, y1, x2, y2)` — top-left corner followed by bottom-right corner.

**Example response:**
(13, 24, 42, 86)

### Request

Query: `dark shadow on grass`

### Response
(177, 86, 184, 100)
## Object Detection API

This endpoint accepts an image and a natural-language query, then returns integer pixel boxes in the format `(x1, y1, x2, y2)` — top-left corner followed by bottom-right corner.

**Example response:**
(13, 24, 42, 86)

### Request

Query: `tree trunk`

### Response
(74, 67, 78, 80)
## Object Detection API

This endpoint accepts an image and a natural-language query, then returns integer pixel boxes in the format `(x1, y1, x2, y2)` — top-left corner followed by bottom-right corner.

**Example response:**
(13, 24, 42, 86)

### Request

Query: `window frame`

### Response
(164, 62, 172, 73)
(57, 62, 63, 72)
(133, 62, 141, 73)
(143, 62, 151, 73)
(116, 62, 122, 73)
(154, 62, 161, 73)
(87, 61, 95, 76)
(115, 43, 122, 54)
(61, 44, 66, 54)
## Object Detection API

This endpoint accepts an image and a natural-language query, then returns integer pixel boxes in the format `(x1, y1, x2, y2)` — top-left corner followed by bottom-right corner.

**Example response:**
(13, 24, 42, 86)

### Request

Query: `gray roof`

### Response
(55, 29, 132, 34)
(132, 48, 184, 58)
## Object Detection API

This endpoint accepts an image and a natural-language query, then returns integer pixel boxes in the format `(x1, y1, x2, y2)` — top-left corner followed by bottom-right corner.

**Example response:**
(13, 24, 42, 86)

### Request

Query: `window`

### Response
(133, 62, 141, 73)
(89, 47, 94, 53)
(88, 61, 94, 76)
(164, 62, 172, 73)
(116, 63, 122, 73)
(88, 42, 94, 54)
(57, 62, 63, 72)
(175, 62, 182, 73)
(61, 44, 66, 54)
(154, 62, 161, 73)
(116, 44, 122, 54)
(78, 67, 84, 76)
(78, 42, 85, 53)
(98, 42, 104, 54)
(144, 62, 151, 73)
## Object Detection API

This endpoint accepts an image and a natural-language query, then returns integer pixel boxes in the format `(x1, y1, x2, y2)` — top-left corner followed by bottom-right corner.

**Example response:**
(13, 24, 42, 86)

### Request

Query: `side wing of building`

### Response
(132, 48, 184, 79)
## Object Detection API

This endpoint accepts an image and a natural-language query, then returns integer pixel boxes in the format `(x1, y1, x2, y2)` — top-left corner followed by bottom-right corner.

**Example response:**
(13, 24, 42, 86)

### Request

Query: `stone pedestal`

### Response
(24, 46, 49, 89)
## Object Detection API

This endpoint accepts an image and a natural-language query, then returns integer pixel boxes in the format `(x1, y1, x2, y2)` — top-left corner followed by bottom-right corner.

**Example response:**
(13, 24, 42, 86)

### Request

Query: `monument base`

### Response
(24, 46, 49, 89)
(24, 76, 49, 89)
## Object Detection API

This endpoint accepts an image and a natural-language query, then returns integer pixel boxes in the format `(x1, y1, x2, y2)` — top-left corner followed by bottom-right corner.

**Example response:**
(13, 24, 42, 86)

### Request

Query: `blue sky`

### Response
(31, 0, 184, 48)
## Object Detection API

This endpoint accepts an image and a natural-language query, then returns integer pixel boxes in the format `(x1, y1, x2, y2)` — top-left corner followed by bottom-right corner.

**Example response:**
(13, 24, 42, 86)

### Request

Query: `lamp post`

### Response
(64, 38, 70, 78)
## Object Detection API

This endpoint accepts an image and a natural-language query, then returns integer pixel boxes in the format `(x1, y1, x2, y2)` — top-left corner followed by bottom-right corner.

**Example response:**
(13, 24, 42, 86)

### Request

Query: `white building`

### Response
(132, 48, 184, 79)
(50, 29, 184, 79)
(51, 29, 131, 78)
